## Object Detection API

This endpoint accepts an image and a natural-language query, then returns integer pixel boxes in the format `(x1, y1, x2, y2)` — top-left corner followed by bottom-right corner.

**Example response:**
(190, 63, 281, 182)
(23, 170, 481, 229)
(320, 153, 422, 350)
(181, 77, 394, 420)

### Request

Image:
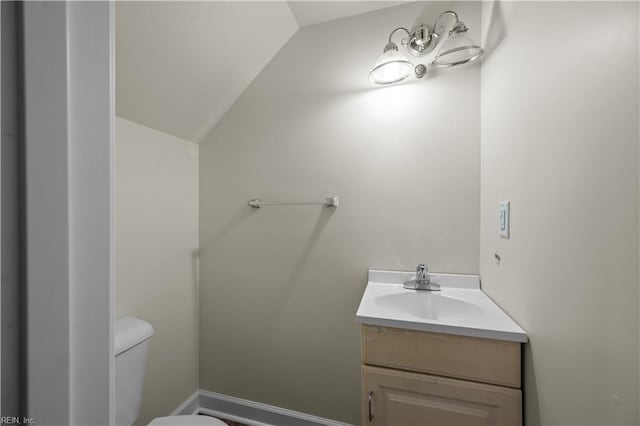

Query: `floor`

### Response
(222, 421, 248, 426)
(200, 414, 248, 426)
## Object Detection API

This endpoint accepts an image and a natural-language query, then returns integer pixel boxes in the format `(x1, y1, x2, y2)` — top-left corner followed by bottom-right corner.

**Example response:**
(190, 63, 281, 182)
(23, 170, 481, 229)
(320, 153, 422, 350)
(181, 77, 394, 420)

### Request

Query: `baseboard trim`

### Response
(173, 390, 354, 426)
(170, 390, 200, 416)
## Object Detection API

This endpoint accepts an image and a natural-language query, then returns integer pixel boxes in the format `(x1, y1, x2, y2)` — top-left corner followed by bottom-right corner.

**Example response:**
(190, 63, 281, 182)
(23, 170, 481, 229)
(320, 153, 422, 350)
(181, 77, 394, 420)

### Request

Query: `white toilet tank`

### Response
(115, 317, 154, 426)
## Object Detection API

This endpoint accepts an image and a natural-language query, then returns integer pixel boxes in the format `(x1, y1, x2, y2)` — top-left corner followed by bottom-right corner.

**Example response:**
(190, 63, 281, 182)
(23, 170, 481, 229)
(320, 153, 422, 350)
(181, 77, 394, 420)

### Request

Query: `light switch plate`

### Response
(499, 201, 510, 238)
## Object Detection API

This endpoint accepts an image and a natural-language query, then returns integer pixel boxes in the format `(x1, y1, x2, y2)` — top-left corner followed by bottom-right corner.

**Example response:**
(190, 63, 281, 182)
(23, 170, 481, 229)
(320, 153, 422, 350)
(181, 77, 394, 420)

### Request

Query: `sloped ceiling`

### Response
(116, 1, 298, 142)
(287, 1, 407, 27)
(116, 1, 408, 143)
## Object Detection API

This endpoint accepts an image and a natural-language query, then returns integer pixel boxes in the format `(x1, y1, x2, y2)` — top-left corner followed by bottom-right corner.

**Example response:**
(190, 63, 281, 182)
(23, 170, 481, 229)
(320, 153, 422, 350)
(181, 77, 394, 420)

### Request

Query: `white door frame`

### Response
(22, 2, 114, 424)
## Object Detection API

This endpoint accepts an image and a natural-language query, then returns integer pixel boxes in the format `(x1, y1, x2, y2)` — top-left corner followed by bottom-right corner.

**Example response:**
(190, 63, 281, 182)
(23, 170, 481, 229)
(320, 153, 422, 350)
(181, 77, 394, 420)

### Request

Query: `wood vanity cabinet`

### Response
(360, 325, 523, 426)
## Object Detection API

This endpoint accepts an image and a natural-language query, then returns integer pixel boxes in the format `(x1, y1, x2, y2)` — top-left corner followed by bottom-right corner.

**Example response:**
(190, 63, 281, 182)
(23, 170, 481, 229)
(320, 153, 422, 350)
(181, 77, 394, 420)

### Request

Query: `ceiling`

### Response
(287, 1, 408, 27)
(116, 1, 409, 143)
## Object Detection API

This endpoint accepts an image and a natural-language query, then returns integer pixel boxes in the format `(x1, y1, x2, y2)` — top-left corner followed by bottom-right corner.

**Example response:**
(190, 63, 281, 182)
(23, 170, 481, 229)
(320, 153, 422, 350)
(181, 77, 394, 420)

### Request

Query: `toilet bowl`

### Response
(115, 317, 227, 426)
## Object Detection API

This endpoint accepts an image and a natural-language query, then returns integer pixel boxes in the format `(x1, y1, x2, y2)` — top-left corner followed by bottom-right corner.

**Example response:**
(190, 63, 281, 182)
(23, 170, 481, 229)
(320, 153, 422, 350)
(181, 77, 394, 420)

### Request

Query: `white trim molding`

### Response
(22, 2, 113, 424)
(172, 390, 354, 426)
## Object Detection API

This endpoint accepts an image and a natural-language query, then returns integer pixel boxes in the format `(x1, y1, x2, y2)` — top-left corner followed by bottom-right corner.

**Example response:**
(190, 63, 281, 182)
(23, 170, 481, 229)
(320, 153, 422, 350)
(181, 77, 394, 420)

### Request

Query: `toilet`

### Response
(115, 317, 226, 426)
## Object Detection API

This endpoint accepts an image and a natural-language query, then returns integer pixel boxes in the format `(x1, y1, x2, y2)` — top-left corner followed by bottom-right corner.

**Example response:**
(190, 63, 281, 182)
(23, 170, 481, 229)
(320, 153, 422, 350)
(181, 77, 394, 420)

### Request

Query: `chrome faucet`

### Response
(403, 263, 441, 291)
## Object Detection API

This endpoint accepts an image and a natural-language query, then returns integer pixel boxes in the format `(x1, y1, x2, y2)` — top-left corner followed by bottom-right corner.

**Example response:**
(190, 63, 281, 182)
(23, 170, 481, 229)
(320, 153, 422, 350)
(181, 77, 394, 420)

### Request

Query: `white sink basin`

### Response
(356, 270, 528, 343)
(375, 291, 484, 321)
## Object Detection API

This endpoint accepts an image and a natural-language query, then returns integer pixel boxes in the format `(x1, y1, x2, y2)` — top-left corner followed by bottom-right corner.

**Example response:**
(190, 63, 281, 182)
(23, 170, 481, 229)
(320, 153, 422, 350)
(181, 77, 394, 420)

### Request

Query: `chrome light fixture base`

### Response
(407, 24, 437, 57)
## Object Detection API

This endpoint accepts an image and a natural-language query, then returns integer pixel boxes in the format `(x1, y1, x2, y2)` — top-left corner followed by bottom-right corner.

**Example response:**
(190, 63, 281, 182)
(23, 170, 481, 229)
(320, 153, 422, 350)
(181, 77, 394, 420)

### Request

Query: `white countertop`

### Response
(356, 270, 528, 343)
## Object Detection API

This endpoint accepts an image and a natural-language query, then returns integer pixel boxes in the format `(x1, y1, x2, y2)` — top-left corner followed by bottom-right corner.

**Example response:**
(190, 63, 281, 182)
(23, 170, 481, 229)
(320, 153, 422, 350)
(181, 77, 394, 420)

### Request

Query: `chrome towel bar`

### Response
(248, 196, 339, 209)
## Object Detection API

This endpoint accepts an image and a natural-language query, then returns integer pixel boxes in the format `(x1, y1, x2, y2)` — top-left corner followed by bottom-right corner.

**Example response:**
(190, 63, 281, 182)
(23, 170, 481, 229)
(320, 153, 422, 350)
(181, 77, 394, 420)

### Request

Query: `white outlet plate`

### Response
(499, 201, 510, 238)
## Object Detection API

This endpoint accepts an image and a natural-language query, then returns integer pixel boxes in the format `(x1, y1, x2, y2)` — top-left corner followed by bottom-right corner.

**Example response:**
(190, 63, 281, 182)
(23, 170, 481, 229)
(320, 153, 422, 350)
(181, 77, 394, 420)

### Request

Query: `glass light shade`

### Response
(433, 28, 483, 68)
(369, 42, 413, 85)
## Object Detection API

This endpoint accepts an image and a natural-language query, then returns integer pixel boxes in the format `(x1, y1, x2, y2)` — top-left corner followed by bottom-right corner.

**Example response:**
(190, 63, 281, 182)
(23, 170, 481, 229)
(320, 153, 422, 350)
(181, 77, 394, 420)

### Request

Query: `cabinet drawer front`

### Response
(362, 325, 521, 388)
(362, 365, 522, 426)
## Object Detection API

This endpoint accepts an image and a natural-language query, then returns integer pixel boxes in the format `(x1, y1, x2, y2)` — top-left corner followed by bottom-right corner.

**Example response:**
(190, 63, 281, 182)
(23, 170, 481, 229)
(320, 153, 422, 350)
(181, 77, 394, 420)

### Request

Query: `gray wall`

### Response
(198, 2, 481, 423)
(1, 0, 24, 417)
(480, 2, 639, 425)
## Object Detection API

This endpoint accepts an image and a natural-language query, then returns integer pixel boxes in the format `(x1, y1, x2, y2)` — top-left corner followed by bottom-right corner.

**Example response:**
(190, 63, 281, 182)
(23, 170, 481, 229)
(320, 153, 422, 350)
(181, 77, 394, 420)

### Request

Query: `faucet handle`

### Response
(416, 263, 429, 281)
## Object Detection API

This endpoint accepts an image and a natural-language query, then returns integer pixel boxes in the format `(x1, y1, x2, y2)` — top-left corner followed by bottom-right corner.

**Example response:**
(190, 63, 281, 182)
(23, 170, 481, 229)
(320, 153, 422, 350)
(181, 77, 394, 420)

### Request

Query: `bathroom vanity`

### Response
(356, 270, 527, 426)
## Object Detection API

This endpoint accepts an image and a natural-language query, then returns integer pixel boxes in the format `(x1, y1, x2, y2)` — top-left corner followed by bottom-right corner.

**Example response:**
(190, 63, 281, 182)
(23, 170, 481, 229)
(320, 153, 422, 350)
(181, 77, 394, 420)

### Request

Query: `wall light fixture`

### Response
(369, 11, 483, 85)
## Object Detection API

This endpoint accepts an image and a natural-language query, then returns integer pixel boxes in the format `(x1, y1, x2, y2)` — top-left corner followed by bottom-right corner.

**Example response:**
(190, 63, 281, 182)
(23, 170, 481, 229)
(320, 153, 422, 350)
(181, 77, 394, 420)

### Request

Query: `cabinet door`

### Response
(362, 366, 522, 426)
